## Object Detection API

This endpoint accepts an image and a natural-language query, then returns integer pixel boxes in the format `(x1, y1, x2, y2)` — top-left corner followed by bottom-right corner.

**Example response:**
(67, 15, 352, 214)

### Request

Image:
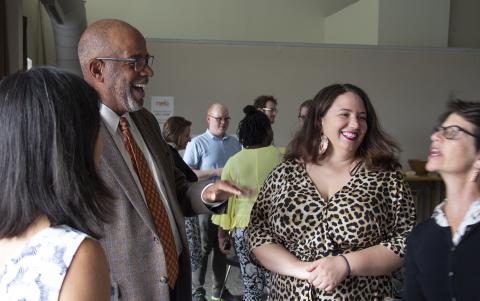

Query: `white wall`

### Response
(324, 0, 379, 45)
(378, 0, 450, 47)
(85, 0, 326, 43)
(144, 40, 480, 166)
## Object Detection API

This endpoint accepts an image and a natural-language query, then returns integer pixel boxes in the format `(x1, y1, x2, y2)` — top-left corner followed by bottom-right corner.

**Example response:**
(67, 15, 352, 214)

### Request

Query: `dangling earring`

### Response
(471, 160, 480, 182)
(318, 134, 329, 156)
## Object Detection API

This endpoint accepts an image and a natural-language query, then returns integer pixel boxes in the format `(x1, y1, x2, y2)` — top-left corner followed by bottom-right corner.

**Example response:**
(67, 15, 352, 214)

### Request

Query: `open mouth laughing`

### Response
(341, 131, 359, 141)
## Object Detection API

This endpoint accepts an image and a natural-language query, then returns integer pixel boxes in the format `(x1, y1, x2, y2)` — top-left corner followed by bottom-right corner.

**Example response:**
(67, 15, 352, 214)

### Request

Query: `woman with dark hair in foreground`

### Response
(0, 67, 113, 300)
(404, 100, 480, 300)
(248, 83, 415, 300)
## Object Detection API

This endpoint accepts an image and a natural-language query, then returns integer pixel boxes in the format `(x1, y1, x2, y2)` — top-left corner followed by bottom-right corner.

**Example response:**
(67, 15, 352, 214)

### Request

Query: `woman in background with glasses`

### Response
(253, 95, 278, 124)
(404, 100, 480, 301)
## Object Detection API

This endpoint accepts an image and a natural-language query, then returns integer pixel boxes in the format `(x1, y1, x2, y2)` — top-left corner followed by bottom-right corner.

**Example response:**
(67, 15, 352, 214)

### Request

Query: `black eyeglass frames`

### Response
(432, 125, 479, 140)
(208, 115, 231, 122)
(95, 55, 154, 72)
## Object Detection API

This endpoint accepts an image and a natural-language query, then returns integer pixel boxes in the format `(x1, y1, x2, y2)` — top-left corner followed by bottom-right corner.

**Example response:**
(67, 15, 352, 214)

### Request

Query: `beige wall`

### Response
(324, 0, 379, 45)
(449, 0, 480, 48)
(6, 0, 23, 72)
(23, 0, 56, 66)
(144, 40, 480, 166)
(15, 0, 480, 75)
(378, 0, 450, 47)
(321, 0, 359, 17)
(85, 0, 326, 43)
(84, 0, 458, 47)
(14, 0, 480, 168)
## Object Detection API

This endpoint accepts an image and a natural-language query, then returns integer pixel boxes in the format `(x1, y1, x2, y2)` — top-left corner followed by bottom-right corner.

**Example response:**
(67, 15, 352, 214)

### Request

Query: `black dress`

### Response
(404, 218, 480, 301)
(167, 144, 198, 182)
(167, 144, 201, 270)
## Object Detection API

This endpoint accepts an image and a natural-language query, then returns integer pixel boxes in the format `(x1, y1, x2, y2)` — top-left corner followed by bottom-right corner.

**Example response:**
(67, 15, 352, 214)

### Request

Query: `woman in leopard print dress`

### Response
(248, 83, 416, 300)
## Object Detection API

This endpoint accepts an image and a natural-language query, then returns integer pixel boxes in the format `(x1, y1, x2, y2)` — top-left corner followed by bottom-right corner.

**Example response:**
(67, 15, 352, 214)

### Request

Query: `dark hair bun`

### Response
(243, 105, 257, 116)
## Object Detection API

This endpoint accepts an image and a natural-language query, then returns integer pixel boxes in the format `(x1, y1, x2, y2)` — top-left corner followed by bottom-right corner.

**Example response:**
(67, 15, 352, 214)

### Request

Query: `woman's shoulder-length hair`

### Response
(285, 83, 401, 171)
(163, 116, 192, 145)
(0, 66, 113, 239)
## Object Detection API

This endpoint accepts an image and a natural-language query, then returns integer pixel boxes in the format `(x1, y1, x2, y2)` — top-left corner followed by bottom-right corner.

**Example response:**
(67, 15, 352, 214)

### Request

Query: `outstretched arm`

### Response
(191, 167, 223, 181)
(201, 180, 254, 203)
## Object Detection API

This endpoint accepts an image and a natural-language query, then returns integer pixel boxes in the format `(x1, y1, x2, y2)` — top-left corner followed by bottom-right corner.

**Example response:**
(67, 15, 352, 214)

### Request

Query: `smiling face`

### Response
(100, 26, 154, 115)
(427, 113, 479, 177)
(320, 92, 367, 157)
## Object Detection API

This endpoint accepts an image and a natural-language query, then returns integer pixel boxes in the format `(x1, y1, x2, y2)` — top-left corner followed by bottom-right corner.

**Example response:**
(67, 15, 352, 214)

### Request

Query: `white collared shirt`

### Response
(100, 104, 182, 254)
(432, 199, 480, 246)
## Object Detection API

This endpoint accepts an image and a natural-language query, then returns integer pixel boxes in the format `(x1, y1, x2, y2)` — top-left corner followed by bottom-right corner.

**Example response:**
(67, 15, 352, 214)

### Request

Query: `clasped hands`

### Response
(299, 256, 350, 292)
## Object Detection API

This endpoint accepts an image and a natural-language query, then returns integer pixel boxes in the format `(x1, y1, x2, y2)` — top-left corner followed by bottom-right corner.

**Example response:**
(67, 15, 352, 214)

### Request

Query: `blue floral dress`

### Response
(0, 225, 88, 301)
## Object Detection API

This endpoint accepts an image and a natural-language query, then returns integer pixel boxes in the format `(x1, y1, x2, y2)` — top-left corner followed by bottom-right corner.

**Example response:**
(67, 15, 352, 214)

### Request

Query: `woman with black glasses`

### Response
(404, 99, 480, 301)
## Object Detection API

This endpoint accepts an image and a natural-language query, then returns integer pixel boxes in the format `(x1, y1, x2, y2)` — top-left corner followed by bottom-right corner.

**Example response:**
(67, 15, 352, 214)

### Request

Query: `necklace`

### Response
(349, 160, 363, 176)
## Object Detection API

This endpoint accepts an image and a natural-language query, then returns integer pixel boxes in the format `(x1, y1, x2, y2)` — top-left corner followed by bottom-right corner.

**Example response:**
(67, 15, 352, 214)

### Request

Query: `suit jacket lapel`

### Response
(131, 112, 187, 240)
(99, 122, 157, 234)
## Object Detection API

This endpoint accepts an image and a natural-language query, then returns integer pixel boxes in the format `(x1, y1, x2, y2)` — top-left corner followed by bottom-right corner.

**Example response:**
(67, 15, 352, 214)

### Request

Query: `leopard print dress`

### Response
(248, 160, 415, 300)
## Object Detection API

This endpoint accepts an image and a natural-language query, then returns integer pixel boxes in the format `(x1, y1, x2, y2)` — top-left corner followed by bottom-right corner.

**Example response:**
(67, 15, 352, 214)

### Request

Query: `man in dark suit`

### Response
(78, 19, 247, 301)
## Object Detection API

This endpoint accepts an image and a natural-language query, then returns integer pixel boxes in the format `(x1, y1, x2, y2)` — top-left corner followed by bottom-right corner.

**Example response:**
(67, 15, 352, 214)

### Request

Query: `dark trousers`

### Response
(192, 213, 227, 294)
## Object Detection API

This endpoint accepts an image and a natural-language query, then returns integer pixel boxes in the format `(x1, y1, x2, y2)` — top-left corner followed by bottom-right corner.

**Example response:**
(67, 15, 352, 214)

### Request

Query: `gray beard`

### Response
(123, 89, 143, 112)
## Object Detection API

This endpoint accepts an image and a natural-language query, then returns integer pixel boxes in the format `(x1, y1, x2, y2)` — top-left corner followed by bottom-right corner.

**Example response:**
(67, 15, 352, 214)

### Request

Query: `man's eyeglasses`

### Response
(208, 115, 231, 122)
(95, 55, 154, 72)
(262, 107, 278, 113)
(433, 125, 479, 140)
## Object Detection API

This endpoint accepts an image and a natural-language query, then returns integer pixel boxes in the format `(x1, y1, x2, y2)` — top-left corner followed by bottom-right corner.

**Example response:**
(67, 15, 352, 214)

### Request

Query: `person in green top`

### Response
(212, 105, 282, 301)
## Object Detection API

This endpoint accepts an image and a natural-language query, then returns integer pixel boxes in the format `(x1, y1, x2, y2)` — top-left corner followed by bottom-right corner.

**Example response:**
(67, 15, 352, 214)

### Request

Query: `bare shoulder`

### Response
(59, 238, 110, 301)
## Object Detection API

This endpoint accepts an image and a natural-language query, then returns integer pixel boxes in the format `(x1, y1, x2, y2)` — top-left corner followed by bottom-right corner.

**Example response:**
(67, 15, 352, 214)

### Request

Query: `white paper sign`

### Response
(151, 96, 174, 128)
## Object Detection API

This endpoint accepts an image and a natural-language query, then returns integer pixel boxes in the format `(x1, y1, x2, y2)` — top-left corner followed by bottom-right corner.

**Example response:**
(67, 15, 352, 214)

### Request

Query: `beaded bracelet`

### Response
(338, 254, 351, 276)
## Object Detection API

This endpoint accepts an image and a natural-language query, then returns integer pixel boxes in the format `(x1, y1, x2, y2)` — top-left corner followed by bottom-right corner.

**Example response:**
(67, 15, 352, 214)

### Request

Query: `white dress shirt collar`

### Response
(432, 199, 480, 245)
(100, 104, 129, 136)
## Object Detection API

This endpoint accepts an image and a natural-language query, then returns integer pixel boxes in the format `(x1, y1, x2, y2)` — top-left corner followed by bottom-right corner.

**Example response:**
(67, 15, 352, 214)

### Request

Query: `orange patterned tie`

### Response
(118, 117, 179, 288)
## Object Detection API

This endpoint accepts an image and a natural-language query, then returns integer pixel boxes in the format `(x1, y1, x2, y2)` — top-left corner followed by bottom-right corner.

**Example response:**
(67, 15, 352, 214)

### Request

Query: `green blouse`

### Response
(212, 145, 282, 229)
